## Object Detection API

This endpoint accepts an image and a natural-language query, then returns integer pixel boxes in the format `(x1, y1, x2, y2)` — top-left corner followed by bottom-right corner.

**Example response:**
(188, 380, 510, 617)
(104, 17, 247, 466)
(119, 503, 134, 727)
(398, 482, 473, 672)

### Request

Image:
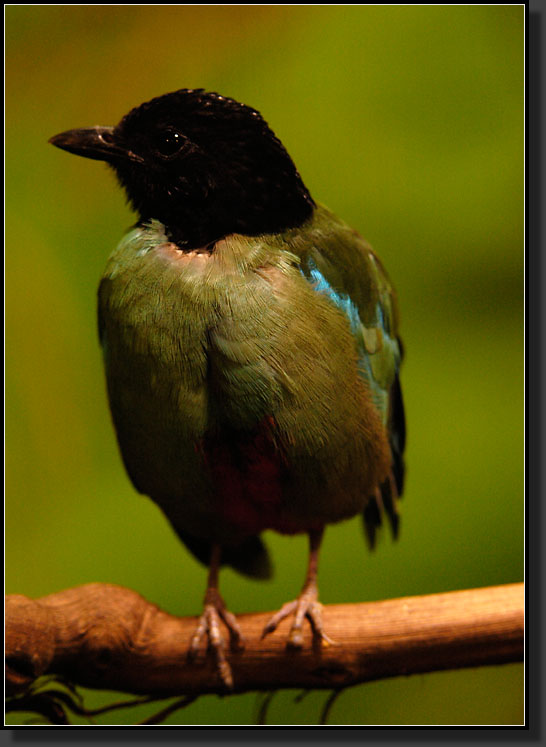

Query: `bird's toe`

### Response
(262, 589, 335, 650)
(188, 590, 244, 689)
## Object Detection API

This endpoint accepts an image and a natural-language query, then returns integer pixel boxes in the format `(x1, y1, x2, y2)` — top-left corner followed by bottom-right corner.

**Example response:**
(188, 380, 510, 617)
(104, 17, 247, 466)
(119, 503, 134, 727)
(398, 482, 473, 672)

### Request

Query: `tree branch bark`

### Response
(6, 582, 523, 698)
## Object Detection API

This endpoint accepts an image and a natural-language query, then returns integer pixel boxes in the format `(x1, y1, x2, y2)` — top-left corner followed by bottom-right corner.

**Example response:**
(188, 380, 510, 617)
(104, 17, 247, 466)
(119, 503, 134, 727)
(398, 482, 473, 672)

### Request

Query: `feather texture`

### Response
(51, 90, 406, 683)
(98, 204, 403, 571)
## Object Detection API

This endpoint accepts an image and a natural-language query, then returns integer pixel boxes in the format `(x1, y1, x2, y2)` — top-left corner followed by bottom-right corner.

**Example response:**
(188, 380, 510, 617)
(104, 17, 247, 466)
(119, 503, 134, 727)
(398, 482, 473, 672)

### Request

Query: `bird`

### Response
(49, 89, 406, 689)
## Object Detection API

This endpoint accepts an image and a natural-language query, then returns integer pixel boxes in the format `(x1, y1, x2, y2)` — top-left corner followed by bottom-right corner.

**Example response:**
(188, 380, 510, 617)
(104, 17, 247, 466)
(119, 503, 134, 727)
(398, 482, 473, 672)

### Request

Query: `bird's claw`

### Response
(188, 589, 244, 690)
(261, 588, 336, 649)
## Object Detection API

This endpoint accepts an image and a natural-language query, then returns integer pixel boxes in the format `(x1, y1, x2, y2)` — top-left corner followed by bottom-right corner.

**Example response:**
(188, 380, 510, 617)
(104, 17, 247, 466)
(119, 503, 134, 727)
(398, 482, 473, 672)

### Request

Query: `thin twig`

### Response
(320, 688, 345, 725)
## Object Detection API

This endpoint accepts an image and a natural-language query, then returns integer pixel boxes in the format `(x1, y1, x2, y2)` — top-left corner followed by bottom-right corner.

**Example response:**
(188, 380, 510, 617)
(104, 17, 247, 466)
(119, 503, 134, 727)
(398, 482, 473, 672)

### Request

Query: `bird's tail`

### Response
(175, 528, 273, 579)
(362, 366, 406, 550)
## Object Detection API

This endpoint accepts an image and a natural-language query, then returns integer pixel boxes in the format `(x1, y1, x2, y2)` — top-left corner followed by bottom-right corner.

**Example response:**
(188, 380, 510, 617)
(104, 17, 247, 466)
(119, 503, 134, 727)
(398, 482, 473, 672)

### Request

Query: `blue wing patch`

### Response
(302, 259, 401, 424)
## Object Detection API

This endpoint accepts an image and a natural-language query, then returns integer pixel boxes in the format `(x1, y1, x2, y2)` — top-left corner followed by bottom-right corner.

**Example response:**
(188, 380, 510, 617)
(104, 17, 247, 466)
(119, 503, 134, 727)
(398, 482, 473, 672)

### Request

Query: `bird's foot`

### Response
(261, 585, 335, 650)
(188, 588, 244, 690)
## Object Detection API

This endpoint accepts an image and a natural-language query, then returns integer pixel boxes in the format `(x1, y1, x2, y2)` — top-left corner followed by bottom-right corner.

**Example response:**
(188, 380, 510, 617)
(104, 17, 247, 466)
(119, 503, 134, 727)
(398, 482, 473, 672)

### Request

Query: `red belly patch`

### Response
(200, 420, 311, 535)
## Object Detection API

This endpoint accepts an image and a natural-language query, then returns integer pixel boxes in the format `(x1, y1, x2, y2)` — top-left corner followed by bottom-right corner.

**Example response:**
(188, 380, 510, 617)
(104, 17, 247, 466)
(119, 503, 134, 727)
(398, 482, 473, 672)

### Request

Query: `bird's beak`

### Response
(49, 127, 143, 164)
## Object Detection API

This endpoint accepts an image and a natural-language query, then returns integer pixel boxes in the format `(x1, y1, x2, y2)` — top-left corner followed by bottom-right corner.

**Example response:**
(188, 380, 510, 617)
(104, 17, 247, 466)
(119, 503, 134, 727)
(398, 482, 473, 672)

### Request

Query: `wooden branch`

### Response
(6, 582, 523, 699)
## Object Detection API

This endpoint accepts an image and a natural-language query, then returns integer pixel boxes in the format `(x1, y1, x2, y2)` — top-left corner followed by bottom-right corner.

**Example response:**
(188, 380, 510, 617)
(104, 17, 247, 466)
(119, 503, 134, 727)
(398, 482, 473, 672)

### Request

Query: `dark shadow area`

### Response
(5, 726, 533, 744)
(527, 7, 543, 745)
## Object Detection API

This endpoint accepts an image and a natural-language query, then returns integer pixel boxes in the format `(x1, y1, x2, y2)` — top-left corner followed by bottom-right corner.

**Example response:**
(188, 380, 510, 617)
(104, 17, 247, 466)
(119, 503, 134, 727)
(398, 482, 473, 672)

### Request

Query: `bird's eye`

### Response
(156, 130, 185, 157)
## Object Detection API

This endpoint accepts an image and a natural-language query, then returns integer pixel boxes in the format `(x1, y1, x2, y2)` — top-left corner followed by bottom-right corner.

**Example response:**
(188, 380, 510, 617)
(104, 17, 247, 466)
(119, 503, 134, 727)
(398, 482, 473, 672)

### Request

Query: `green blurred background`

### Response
(6, 5, 524, 726)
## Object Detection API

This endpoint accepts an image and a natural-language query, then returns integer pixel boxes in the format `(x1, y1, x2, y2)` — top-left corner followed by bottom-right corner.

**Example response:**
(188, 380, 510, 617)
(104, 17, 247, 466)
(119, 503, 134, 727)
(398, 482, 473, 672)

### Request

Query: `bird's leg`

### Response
(262, 528, 335, 649)
(188, 543, 244, 689)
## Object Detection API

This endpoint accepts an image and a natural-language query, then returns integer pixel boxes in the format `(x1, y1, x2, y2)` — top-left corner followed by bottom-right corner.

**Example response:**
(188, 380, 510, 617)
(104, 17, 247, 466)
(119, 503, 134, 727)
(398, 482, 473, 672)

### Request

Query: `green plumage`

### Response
(50, 89, 406, 683)
(98, 204, 398, 560)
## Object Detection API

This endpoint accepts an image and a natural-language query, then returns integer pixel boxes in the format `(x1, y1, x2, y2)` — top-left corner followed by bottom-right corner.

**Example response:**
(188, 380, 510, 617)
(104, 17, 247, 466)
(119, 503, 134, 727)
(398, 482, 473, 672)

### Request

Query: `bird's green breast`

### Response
(97, 209, 392, 541)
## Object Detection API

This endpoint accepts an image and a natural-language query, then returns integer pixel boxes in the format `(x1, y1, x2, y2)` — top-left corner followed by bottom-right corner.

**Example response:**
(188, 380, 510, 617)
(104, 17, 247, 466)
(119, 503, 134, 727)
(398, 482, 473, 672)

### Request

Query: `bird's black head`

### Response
(49, 89, 315, 249)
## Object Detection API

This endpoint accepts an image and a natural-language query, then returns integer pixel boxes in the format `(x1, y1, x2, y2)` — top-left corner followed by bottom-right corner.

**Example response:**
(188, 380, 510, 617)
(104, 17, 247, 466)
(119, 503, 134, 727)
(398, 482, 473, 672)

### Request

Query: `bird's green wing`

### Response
(288, 205, 406, 546)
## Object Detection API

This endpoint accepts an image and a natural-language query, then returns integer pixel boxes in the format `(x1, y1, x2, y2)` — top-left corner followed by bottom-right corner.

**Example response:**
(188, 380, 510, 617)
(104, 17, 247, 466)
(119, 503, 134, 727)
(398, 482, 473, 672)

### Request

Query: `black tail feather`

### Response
(363, 490, 383, 549)
(362, 361, 406, 550)
(174, 528, 273, 580)
(389, 370, 406, 497)
(363, 472, 400, 549)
